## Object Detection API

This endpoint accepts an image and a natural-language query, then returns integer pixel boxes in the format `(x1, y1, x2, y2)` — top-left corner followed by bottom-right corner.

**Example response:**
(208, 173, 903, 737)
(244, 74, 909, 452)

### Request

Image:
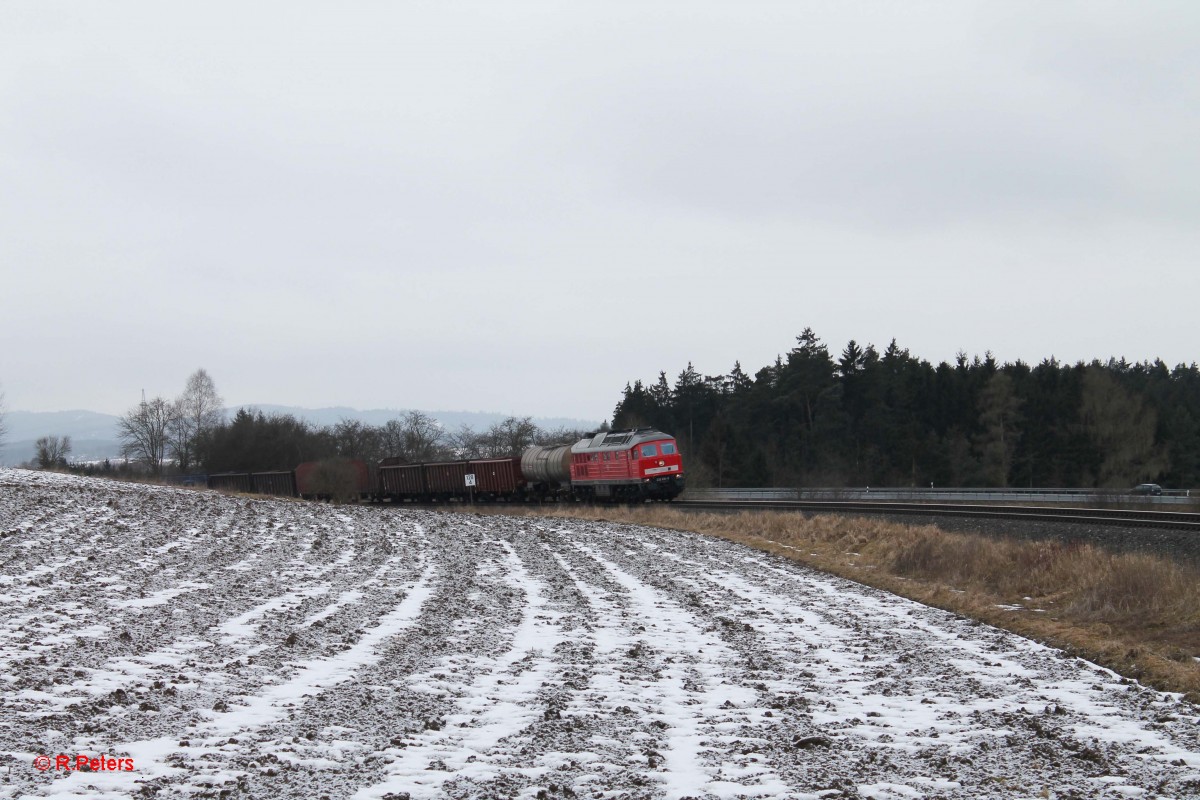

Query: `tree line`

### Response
(95, 369, 589, 476)
(612, 329, 1200, 490)
(191, 408, 586, 474)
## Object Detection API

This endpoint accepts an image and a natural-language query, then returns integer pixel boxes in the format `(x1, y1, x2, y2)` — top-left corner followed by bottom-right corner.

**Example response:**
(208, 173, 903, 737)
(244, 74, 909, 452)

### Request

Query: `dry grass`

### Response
(482, 504, 1200, 701)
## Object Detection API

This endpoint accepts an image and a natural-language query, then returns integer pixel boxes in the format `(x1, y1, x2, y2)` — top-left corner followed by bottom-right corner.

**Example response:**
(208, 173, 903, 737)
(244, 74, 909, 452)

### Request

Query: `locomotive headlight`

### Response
(658, 460, 665, 466)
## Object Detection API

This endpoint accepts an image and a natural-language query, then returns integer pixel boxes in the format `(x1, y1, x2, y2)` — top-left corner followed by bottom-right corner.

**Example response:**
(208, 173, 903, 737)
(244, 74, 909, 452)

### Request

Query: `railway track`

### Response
(675, 498, 1200, 531)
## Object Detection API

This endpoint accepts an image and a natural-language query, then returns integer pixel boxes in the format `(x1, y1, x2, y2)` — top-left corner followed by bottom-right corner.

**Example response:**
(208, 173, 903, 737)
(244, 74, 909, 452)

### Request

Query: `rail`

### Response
(674, 498, 1200, 531)
(683, 487, 1194, 506)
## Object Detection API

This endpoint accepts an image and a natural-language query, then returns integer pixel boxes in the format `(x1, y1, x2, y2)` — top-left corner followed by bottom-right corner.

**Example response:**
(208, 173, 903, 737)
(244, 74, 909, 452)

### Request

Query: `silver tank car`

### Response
(520, 444, 572, 485)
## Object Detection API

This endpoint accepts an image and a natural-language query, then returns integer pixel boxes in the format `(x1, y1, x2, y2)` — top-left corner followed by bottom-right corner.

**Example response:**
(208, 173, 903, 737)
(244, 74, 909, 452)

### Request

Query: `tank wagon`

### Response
(519, 444, 572, 499)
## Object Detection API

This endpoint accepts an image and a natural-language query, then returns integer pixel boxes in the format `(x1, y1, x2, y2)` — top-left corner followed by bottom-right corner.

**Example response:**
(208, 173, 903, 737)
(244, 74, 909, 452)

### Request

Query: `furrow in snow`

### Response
(67, 564, 438, 800)
(560, 535, 789, 800)
(356, 538, 569, 800)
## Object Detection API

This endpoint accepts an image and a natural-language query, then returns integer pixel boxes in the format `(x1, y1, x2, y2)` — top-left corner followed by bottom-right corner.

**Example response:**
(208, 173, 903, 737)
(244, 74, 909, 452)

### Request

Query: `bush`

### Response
(305, 459, 362, 504)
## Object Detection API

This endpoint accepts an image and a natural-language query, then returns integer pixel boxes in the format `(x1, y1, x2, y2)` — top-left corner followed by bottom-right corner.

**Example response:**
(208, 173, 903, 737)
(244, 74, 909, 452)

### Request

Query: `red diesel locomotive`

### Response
(521, 428, 684, 502)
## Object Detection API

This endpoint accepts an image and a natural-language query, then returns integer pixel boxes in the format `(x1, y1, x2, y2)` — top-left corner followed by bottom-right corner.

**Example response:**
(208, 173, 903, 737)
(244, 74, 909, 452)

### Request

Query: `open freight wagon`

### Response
(379, 457, 525, 502)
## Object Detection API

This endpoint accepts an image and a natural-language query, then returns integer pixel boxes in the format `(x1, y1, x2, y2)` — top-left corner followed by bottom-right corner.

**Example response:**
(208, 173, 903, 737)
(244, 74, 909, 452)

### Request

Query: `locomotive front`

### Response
(567, 428, 685, 501)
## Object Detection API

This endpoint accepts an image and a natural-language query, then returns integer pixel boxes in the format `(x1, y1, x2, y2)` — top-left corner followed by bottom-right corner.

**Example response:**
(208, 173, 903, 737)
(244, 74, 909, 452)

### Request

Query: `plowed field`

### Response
(2, 470, 1198, 799)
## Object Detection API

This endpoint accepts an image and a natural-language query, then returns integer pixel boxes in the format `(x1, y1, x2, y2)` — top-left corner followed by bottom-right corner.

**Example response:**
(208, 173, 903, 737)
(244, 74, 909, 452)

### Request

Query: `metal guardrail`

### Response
(684, 488, 801, 501)
(683, 487, 1195, 506)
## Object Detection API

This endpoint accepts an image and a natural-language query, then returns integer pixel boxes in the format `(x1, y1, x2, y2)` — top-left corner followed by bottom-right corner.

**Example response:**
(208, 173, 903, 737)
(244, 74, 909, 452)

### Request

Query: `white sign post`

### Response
(465, 473, 476, 504)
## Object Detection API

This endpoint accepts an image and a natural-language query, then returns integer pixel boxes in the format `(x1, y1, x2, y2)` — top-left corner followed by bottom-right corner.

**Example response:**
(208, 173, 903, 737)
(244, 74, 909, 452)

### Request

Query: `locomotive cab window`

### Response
(661, 443, 677, 455)
(640, 444, 658, 458)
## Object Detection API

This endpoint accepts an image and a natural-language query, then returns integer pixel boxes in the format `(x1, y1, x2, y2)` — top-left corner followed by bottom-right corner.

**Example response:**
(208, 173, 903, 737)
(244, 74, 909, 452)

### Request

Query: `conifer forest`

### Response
(611, 329, 1200, 490)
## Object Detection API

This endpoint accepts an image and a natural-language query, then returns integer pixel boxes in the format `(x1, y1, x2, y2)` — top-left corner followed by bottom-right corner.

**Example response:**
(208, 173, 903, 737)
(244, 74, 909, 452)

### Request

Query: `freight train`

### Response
(206, 427, 685, 503)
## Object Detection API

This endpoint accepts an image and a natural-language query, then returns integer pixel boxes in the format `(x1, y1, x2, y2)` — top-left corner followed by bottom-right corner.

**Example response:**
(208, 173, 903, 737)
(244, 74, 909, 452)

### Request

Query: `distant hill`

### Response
(0, 410, 123, 466)
(0, 406, 600, 466)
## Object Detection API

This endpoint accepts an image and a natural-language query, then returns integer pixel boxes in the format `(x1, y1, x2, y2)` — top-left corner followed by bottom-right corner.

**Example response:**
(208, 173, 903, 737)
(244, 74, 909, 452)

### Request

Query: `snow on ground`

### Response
(1, 468, 1198, 799)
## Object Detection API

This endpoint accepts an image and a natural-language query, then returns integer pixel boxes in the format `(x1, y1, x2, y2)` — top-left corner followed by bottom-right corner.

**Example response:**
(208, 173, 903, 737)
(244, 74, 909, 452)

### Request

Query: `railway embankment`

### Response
(835, 509, 1200, 566)
(678, 497, 1200, 565)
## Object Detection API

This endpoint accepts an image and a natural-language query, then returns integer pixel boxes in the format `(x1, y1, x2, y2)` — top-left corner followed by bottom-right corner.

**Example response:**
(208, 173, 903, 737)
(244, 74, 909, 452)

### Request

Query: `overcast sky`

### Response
(2, 2, 1197, 422)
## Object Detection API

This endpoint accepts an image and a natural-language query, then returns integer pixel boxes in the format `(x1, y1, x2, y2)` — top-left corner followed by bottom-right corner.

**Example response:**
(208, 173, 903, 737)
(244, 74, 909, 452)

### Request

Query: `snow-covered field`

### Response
(1, 469, 1198, 800)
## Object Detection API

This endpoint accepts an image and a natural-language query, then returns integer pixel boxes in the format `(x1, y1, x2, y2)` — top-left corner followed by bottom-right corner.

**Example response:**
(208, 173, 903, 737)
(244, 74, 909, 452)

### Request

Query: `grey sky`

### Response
(3, 2, 1197, 422)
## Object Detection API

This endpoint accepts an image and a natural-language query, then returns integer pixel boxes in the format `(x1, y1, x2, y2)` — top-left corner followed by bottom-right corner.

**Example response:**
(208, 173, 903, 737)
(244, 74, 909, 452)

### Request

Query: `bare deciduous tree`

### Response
(536, 426, 588, 446)
(447, 424, 485, 459)
(333, 418, 383, 463)
(445, 417, 544, 459)
(402, 411, 445, 461)
(168, 369, 224, 472)
(483, 416, 539, 457)
(377, 419, 407, 460)
(119, 396, 173, 474)
(377, 411, 448, 462)
(35, 435, 71, 469)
